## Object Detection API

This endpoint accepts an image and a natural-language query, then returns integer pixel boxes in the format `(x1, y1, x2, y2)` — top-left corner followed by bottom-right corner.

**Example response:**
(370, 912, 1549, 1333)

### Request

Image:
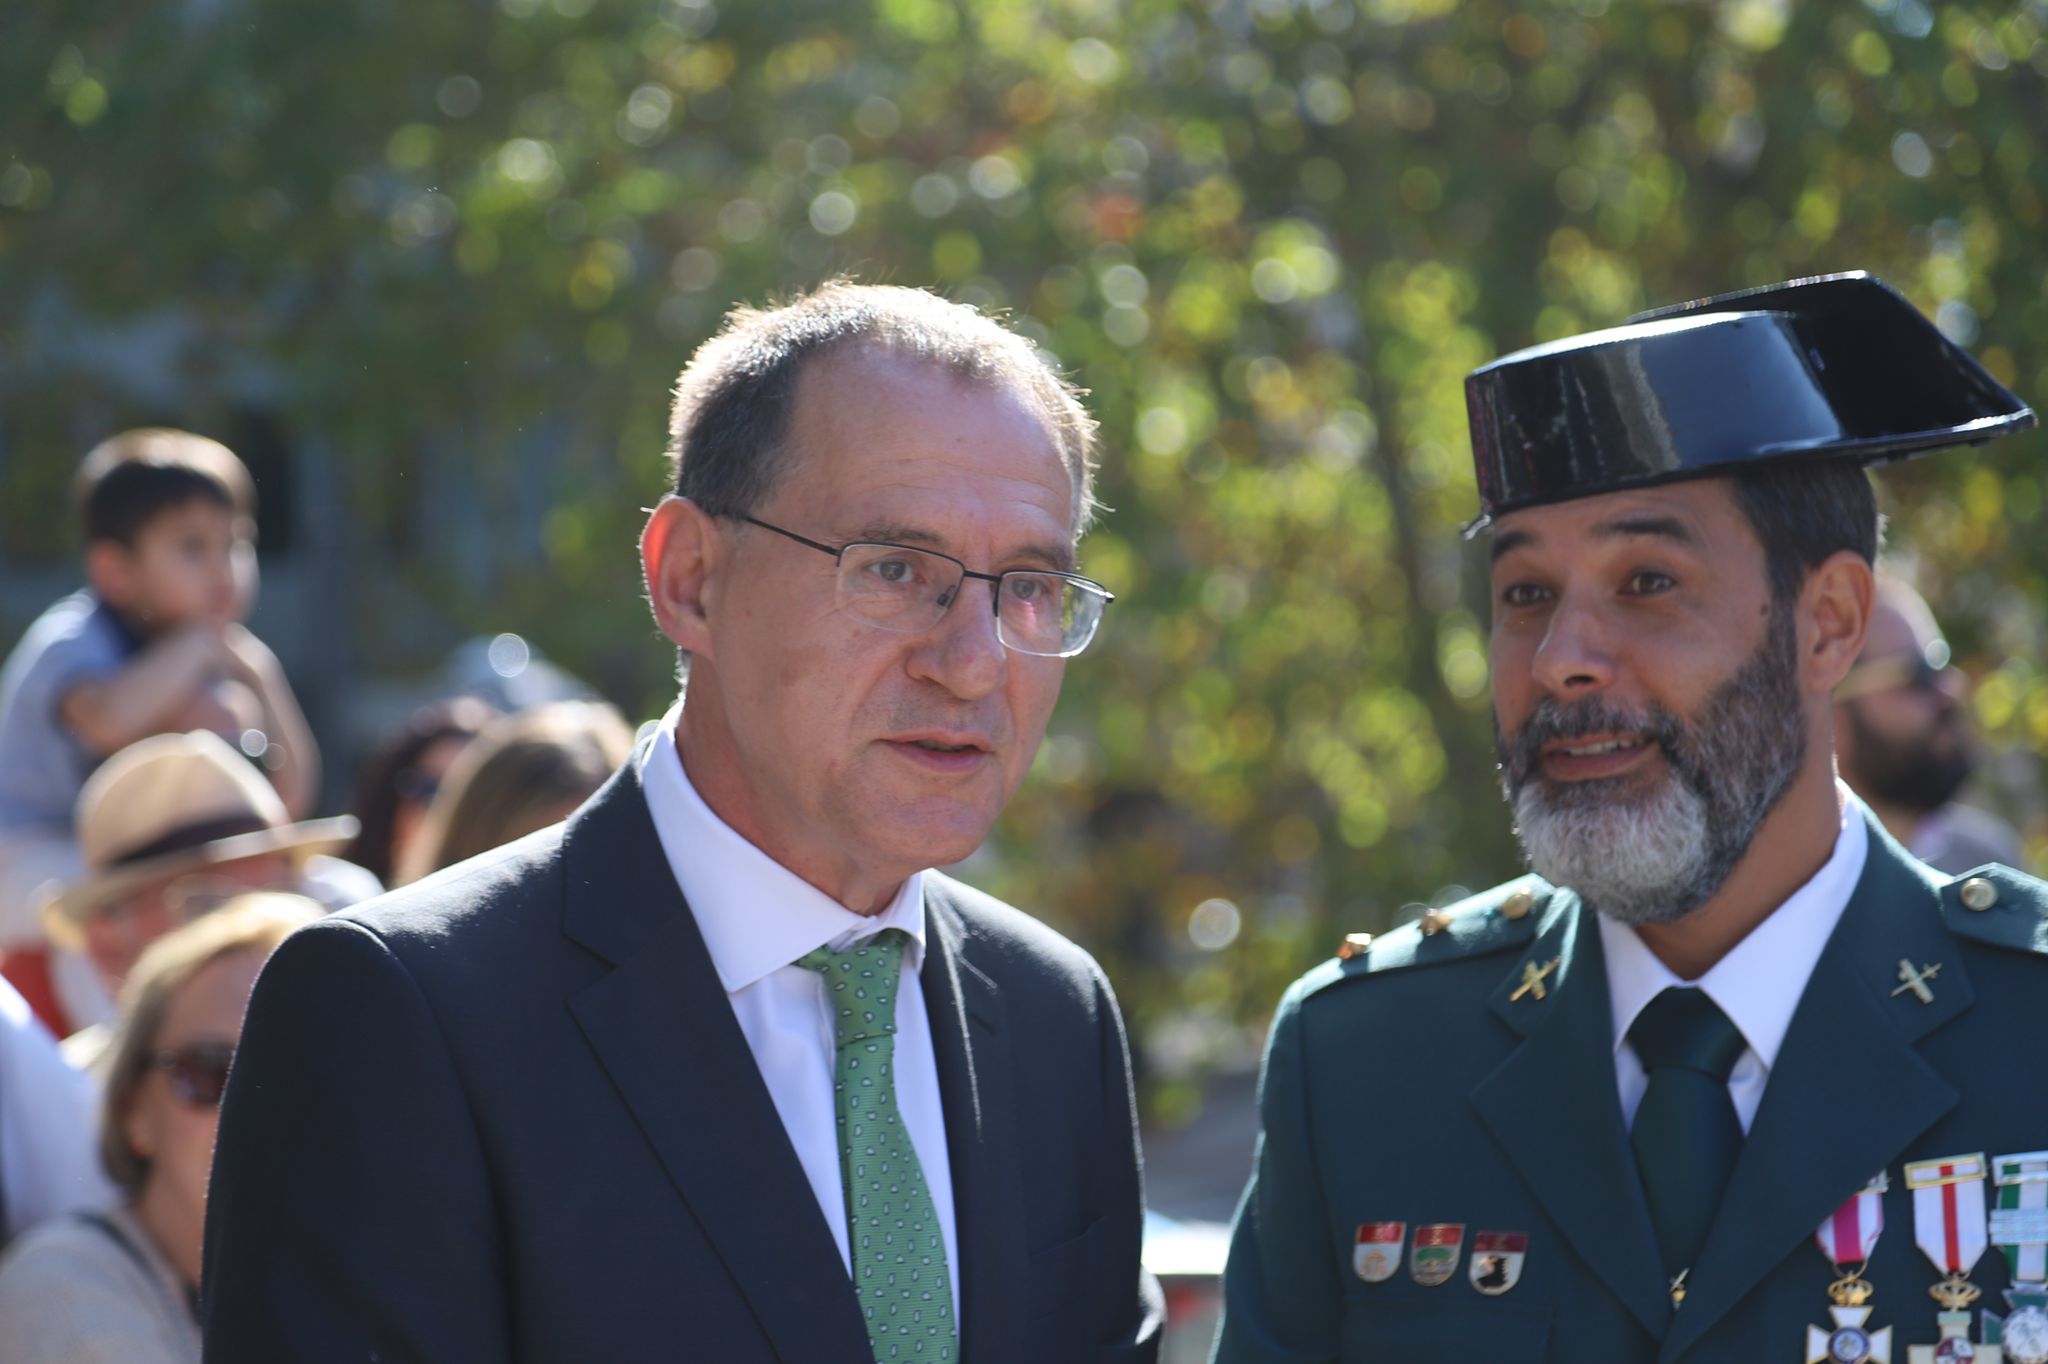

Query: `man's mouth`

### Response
(1553, 737, 1644, 758)
(884, 733, 996, 770)
(1537, 733, 1657, 781)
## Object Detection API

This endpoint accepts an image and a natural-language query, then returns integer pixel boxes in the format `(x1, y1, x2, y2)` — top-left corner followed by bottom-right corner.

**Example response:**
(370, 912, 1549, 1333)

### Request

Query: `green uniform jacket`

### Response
(1214, 811, 2048, 1363)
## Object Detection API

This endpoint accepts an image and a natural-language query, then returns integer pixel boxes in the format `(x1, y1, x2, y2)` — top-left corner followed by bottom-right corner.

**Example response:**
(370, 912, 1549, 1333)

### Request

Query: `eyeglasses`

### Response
(149, 1041, 236, 1107)
(738, 516, 1114, 659)
(1835, 640, 1957, 703)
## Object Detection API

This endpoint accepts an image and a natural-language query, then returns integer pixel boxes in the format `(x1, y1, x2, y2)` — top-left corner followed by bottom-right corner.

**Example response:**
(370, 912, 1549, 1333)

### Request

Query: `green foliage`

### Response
(5, 0, 2047, 1089)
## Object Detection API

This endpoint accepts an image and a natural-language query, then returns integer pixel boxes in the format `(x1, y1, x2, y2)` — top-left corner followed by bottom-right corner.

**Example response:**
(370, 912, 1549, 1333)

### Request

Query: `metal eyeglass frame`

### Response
(738, 515, 1113, 658)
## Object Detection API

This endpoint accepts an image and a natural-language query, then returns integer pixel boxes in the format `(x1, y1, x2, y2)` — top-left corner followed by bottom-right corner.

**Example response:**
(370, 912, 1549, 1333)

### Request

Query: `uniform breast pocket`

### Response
(1342, 1301, 1551, 1363)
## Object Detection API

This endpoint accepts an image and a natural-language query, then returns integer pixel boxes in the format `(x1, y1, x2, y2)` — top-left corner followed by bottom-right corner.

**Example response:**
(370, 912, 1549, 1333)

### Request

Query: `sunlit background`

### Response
(7, 6, 2048, 1314)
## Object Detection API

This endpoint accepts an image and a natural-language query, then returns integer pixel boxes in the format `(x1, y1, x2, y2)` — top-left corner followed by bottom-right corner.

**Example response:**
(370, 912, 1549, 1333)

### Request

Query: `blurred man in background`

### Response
(1834, 575, 2027, 874)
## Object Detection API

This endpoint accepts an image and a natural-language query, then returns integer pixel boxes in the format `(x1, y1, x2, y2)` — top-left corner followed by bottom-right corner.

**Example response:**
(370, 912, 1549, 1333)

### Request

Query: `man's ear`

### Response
(641, 497, 723, 658)
(1799, 549, 1874, 695)
(84, 540, 133, 607)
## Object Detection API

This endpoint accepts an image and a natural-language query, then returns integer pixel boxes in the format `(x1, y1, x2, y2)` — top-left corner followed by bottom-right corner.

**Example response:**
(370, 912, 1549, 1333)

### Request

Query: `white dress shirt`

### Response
(1602, 788, 1869, 1134)
(637, 717, 959, 1320)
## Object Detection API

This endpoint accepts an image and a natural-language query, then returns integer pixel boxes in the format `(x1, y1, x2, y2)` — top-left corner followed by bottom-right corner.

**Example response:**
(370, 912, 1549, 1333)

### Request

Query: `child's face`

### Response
(101, 499, 255, 629)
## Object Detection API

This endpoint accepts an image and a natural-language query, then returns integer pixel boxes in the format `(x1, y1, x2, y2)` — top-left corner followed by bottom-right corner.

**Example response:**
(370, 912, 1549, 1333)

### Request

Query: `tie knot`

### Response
(1629, 987, 1746, 1082)
(796, 928, 907, 1047)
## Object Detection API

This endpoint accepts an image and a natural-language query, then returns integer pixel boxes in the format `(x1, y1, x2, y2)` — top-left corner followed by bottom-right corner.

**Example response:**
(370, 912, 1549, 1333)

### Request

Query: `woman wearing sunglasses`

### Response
(0, 893, 316, 1361)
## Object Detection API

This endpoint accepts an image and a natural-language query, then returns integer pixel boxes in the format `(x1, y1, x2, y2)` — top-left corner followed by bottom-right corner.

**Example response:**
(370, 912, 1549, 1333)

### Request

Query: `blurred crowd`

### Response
(0, 427, 2029, 1361)
(0, 429, 635, 1361)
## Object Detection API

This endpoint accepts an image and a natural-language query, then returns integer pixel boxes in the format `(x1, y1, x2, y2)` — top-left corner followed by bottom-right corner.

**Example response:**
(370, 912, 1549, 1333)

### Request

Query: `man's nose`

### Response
(1530, 594, 1618, 698)
(909, 578, 1008, 699)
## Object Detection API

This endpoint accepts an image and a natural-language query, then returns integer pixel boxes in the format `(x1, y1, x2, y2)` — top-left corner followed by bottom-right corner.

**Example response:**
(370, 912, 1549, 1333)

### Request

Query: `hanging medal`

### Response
(1986, 1152, 2048, 1364)
(1810, 1172, 1895, 1364)
(1906, 1154, 2001, 1364)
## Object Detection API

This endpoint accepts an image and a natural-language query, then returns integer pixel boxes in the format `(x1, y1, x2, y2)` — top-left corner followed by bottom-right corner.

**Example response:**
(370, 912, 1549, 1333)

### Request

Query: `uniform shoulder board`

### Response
(1942, 863, 2048, 957)
(1300, 875, 1554, 1000)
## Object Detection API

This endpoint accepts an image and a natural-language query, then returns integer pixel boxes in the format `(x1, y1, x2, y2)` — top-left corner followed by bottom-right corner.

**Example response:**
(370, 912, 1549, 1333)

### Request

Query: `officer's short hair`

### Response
(1730, 461, 1882, 607)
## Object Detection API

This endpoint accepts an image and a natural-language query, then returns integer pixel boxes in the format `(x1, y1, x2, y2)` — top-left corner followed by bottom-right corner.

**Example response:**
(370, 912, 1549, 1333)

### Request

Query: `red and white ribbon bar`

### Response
(1816, 1171, 1888, 1267)
(1904, 1152, 1989, 1278)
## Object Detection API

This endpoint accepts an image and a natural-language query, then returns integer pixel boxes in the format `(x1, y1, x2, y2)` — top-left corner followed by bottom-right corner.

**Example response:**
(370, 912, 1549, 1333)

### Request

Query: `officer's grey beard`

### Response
(1495, 608, 1807, 926)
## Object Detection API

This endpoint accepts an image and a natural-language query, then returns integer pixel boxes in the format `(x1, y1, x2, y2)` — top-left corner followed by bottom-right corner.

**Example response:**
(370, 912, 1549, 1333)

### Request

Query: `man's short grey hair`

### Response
(666, 280, 1100, 534)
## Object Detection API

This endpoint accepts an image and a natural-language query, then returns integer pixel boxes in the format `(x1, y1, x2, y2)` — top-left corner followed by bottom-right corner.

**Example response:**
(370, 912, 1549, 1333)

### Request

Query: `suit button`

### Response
(1501, 890, 1534, 921)
(1959, 877, 1999, 912)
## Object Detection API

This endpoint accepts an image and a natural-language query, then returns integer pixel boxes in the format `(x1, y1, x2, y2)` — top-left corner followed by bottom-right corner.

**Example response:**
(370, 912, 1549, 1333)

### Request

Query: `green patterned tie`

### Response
(797, 929, 957, 1363)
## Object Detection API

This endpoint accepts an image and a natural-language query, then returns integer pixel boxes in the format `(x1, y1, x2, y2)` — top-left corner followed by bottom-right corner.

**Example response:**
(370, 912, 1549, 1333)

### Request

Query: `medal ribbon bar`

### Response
(1996, 1153, 2048, 1287)
(1907, 1153, 1990, 1279)
(1819, 1173, 1888, 1269)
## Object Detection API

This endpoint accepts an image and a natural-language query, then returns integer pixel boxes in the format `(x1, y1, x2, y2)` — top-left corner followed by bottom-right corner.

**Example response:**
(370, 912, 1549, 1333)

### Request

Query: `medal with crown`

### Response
(1810, 1174, 1894, 1364)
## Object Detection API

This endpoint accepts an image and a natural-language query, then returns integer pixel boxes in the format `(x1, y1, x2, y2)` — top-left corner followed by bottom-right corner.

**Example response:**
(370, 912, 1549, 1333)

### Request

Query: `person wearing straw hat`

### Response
(1216, 274, 2048, 1363)
(37, 731, 359, 1057)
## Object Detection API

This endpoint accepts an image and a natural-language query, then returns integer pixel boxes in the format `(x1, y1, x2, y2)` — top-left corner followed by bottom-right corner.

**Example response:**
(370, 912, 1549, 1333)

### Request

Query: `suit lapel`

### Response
(559, 766, 870, 1364)
(1656, 816, 1967, 1362)
(1470, 894, 1675, 1338)
(921, 885, 1026, 1364)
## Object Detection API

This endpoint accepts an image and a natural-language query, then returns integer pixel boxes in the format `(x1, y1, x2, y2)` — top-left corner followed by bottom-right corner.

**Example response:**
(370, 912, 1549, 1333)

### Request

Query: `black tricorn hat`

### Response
(1463, 271, 2036, 530)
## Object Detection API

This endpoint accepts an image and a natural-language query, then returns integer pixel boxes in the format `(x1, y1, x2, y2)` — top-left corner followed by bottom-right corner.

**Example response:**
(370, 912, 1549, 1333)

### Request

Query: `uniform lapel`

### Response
(1656, 816, 1967, 1363)
(920, 884, 1025, 1364)
(559, 766, 870, 1364)
(1470, 894, 1675, 1338)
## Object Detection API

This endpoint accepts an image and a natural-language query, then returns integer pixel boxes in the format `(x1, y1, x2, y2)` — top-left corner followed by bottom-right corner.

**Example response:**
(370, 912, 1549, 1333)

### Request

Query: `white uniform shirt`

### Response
(638, 718, 959, 1320)
(1602, 788, 1869, 1134)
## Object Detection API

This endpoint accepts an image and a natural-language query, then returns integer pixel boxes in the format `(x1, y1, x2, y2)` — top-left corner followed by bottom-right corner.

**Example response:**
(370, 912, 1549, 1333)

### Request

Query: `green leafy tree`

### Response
(4, 0, 2044, 1110)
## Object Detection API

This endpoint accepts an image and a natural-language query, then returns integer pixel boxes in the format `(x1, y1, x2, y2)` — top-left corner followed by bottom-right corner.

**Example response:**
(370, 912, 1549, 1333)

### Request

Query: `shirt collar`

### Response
(637, 705, 927, 994)
(1601, 784, 1869, 1067)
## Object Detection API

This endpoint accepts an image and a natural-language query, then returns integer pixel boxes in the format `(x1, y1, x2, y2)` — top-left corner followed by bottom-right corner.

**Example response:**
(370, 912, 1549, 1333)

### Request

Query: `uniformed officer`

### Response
(1214, 273, 2048, 1364)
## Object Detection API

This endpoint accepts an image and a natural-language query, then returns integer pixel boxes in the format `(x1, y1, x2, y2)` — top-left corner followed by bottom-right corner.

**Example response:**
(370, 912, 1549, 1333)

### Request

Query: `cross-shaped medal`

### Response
(1890, 959, 1941, 1004)
(1510, 957, 1560, 1003)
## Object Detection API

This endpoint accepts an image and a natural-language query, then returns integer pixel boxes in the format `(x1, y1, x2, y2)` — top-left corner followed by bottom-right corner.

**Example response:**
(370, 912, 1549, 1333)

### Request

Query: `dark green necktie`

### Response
(797, 930, 956, 1363)
(1629, 986, 1747, 1286)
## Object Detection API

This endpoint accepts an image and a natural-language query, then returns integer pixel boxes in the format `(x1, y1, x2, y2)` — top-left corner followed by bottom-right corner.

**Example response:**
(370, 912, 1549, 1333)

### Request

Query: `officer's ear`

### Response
(641, 496, 724, 660)
(1796, 549, 1874, 697)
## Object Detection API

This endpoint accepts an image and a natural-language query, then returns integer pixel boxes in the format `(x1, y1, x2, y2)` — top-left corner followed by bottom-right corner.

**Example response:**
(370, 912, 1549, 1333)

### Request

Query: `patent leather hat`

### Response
(1463, 272, 2036, 530)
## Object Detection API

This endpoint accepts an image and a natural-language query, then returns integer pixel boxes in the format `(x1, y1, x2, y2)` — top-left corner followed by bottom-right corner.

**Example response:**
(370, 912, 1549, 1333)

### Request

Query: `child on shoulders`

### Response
(0, 429, 318, 1031)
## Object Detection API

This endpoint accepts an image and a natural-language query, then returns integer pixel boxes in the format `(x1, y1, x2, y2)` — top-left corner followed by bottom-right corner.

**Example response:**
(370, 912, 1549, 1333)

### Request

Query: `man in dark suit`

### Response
(203, 283, 1162, 1363)
(1215, 274, 2048, 1362)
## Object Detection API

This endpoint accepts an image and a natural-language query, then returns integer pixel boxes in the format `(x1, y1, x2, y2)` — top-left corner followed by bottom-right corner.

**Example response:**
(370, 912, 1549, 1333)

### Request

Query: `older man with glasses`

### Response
(203, 282, 1162, 1364)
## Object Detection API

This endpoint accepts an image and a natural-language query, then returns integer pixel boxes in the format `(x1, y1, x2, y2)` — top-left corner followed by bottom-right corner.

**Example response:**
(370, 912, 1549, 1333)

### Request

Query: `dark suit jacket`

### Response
(201, 758, 1163, 1363)
(1215, 813, 2048, 1363)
